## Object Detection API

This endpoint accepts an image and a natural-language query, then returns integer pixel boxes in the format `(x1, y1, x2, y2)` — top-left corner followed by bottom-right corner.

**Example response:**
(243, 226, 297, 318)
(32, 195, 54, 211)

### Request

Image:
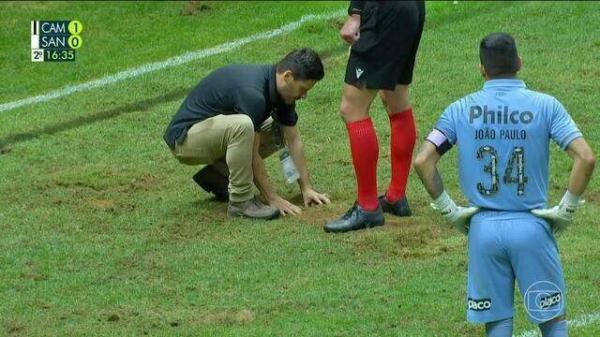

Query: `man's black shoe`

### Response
(324, 203, 384, 233)
(379, 195, 411, 217)
(192, 165, 229, 201)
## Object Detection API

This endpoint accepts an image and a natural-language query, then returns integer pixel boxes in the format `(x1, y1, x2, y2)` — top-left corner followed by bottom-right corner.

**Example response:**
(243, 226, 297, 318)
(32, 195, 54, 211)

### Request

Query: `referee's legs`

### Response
(340, 84, 379, 211)
(380, 84, 410, 113)
(380, 85, 416, 205)
(324, 84, 384, 233)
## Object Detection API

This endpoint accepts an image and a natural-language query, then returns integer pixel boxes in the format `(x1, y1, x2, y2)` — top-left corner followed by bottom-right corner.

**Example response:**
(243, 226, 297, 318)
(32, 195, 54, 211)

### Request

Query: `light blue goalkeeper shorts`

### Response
(466, 210, 566, 324)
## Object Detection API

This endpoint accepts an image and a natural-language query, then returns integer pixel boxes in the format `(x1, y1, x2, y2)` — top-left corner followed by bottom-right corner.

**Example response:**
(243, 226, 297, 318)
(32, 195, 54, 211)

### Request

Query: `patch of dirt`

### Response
(287, 193, 304, 205)
(85, 198, 135, 215)
(54, 180, 101, 192)
(6, 321, 25, 335)
(107, 314, 120, 322)
(19, 271, 47, 281)
(392, 221, 440, 249)
(39, 173, 159, 216)
(297, 204, 345, 227)
(294, 202, 461, 260)
(35, 301, 52, 310)
(181, 1, 212, 16)
(0, 145, 12, 155)
(118, 251, 166, 275)
(393, 221, 464, 259)
(200, 309, 253, 325)
(342, 214, 465, 260)
(19, 262, 47, 281)
(90, 199, 115, 209)
(49, 173, 160, 194)
(120, 173, 160, 192)
(581, 189, 600, 203)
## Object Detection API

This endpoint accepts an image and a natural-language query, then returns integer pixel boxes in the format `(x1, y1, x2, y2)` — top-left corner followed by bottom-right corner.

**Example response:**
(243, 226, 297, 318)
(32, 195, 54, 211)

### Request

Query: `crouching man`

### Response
(163, 48, 331, 220)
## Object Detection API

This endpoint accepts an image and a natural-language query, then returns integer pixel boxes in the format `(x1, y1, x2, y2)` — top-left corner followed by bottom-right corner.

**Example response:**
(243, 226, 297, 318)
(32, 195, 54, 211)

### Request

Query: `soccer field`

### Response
(1, 1, 599, 336)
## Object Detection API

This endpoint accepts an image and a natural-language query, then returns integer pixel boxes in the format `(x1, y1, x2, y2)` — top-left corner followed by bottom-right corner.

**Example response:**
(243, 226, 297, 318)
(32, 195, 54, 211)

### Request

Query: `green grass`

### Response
(1, 1, 599, 336)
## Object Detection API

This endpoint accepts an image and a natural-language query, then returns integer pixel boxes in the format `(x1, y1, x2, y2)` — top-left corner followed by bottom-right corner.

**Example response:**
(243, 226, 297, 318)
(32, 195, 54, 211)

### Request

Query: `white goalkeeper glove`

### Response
(531, 190, 584, 235)
(431, 191, 479, 235)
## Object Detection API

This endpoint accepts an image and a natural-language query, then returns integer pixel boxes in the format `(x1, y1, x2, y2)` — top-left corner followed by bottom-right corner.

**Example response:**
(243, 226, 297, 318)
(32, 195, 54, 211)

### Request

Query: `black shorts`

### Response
(344, 1, 425, 90)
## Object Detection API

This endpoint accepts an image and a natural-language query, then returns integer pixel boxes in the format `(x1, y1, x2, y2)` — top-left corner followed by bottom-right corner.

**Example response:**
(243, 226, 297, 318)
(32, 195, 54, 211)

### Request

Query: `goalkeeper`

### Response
(413, 32, 595, 337)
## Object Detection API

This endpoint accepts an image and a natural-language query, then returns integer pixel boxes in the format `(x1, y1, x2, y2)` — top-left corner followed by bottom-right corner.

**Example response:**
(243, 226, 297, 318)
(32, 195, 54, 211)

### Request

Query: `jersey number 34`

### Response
(477, 146, 528, 196)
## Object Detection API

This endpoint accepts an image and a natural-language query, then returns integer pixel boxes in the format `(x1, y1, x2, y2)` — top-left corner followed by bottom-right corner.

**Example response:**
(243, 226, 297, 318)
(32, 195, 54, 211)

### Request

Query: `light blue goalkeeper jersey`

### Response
(435, 79, 582, 211)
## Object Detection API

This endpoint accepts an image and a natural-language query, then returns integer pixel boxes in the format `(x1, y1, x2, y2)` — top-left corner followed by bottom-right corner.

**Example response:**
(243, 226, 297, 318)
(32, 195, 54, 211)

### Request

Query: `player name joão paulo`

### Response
(471, 105, 532, 141)
(31, 20, 83, 62)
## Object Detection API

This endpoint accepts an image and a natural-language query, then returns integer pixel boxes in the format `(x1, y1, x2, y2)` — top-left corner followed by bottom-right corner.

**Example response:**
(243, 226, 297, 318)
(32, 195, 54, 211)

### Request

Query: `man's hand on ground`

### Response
(269, 194, 302, 216)
(302, 188, 331, 207)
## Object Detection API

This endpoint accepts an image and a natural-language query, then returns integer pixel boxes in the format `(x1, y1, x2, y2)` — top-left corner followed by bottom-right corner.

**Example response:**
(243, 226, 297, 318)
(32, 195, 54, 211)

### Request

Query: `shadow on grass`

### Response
(0, 87, 189, 149)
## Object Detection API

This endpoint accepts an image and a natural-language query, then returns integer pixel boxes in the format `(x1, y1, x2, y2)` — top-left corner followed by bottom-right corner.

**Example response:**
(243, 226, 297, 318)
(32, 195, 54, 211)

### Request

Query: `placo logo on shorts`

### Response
(538, 292, 562, 309)
(524, 281, 564, 321)
(467, 298, 492, 311)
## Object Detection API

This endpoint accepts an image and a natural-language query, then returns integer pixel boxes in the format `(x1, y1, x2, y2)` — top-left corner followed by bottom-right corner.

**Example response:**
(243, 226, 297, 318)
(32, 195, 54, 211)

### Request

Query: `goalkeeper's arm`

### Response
(565, 138, 595, 196)
(532, 138, 595, 234)
(413, 139, 478, 235)
(413, 141, 444, 200)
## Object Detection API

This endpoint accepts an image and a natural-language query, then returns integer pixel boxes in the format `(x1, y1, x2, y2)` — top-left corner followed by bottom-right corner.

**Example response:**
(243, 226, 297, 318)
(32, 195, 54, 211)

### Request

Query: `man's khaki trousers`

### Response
(172, 114, 282, 202)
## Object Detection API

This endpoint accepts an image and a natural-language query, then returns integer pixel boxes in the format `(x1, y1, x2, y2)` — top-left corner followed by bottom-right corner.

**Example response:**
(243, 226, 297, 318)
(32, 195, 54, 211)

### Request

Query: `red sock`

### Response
(386, 107, 416, 203)
(346, 117, 379, 211)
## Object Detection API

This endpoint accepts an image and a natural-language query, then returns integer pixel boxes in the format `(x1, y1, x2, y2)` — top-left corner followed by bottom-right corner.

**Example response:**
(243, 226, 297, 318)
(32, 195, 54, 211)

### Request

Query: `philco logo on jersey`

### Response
(538, 292, 562, 310)
(470, 105, 534, 125)
(468, 298, 492, 311)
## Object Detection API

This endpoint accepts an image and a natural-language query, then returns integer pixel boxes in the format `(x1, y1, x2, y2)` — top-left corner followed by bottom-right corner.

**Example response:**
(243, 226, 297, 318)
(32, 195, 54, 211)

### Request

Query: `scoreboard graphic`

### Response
(31, 20, 83, 62)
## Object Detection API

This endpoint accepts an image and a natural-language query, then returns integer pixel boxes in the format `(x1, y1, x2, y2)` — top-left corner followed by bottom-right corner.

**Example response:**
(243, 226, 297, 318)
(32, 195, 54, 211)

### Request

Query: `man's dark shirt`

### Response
(163, 64, 298, 150)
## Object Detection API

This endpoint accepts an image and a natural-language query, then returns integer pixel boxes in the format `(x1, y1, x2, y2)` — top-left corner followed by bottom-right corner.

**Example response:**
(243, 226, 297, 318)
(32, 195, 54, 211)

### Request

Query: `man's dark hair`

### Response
(276, 48, 324, 81)
(479, 32, 519, 77)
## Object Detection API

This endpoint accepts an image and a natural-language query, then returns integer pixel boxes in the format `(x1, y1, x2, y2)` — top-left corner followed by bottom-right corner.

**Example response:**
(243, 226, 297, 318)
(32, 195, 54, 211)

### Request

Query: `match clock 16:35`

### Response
(44, 49, 75, 62)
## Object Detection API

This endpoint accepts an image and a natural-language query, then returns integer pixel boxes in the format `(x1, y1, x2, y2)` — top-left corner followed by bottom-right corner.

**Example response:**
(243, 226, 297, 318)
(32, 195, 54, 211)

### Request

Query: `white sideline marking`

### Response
(0, 9, 345, 113)
(514, 312, 600, 337)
